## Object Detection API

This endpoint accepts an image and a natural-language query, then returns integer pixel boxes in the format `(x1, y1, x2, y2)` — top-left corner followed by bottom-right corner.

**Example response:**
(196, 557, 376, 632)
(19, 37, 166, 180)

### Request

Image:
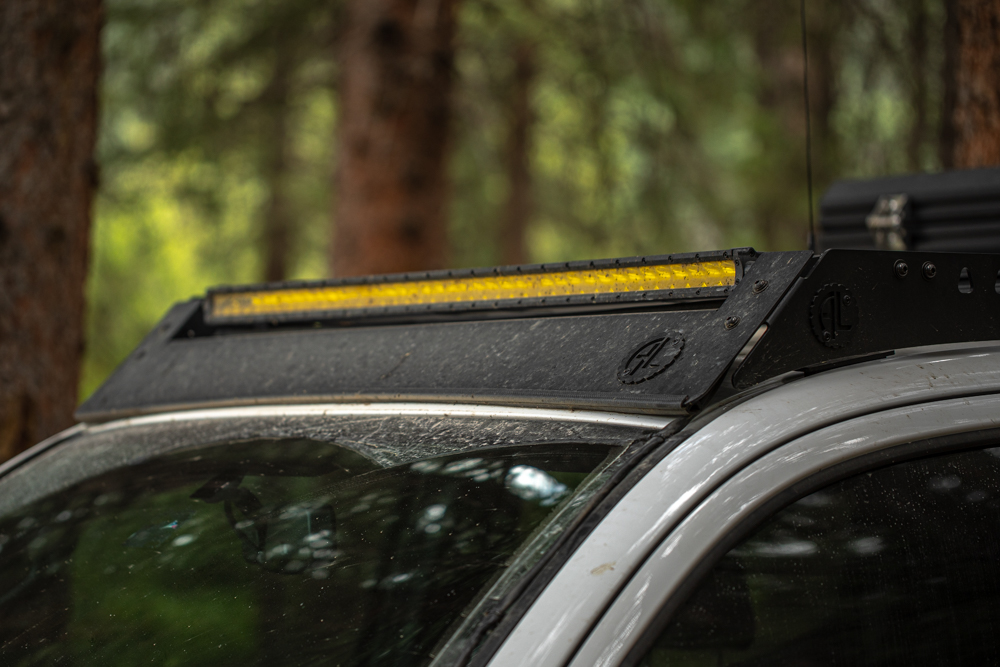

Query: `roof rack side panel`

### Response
(76, 251, 812, 422)
(732, 249, 1000, 389)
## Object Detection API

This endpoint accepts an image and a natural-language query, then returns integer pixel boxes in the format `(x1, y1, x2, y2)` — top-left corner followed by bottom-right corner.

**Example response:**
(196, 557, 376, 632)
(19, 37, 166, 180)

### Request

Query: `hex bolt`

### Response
(725, 316, 740, 330)
(922, 262, 937, 279)
(894, 260, 909, 278)
(752, 279, 769, 294)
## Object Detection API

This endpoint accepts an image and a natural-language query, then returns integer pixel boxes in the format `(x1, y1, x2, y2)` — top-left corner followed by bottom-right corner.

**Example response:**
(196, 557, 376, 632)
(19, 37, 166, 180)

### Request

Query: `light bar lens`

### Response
(209, 260, 736, 320)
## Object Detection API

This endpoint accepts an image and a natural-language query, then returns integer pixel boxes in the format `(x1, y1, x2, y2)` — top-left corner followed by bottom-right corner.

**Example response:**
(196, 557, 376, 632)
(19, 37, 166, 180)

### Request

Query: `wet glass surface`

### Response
(0, 436, 618, 666)
(641, 446, 1000, 667)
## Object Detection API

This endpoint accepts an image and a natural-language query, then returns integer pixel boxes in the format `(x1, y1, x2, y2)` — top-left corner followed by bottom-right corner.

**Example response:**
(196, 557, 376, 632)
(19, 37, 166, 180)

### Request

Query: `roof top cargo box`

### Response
(818, 167, 1000, 253)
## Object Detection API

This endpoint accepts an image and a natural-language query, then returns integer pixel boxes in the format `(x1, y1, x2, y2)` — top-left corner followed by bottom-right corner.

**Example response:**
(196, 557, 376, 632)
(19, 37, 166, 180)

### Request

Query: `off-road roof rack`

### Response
(77, 248, 1000, 423)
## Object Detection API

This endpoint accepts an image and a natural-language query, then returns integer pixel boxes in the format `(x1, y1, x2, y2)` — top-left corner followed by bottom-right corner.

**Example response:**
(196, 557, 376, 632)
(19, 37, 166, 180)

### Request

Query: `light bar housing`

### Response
(205, 251, 742, 325)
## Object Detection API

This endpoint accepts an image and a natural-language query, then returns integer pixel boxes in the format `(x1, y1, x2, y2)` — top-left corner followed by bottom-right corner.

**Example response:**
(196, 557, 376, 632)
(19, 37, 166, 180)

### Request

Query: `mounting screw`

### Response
(842, 294, 853, 306)
(725, 316, 740, 330)
(922, 262, 937, 279)
(894, 260, 909, 278)
(752, 279, 769, 294)
(822, 330, 833, 342)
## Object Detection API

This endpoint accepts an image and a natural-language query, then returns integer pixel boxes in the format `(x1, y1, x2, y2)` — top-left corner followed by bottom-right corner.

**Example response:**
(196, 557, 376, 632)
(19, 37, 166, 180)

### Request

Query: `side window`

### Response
(638, 446, 1000, 667)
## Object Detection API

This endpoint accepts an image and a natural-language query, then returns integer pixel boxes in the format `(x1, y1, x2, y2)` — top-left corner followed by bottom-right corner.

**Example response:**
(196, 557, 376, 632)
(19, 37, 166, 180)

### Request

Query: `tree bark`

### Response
(746, 0, 839, 250)
(263, 44, 294, 283)
(500, 41, 535, 267)
(940, 0, 960, 168)
(907, 0, 929, 171)
(807, 1, 840, 189)
(331, 0, 458, 277)
(950, 0, 1000, 168)
(0, 0, 101, 461)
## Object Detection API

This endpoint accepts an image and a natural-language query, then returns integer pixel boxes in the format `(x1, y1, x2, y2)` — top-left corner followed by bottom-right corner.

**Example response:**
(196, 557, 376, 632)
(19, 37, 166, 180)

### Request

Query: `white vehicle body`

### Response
(509, 342, 1000, 666)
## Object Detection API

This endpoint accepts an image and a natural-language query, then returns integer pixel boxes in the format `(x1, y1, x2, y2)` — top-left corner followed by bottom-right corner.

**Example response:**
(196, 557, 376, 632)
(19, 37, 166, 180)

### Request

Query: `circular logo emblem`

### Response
(617, 332, 685, 384)
(809, 283, 858, 349)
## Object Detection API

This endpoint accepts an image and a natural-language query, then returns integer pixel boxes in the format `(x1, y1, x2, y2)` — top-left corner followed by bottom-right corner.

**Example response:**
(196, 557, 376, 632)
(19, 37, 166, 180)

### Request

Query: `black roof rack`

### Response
(77, 248, 1000, 423)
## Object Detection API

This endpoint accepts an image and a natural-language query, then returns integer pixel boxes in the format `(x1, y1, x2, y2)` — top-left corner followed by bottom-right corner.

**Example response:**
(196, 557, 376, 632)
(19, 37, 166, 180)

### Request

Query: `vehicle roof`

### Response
(76, 248, 1000, 424)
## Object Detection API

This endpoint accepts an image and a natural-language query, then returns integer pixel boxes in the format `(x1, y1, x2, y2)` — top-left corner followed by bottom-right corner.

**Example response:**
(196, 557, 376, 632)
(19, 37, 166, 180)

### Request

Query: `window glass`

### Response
(0, 436, 618, 667)
(640, 446, 1000, 667)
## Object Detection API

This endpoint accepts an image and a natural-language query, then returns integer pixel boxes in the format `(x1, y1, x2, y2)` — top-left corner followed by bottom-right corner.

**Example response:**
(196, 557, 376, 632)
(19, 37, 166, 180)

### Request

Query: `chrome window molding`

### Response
(81, 403, 674, 435)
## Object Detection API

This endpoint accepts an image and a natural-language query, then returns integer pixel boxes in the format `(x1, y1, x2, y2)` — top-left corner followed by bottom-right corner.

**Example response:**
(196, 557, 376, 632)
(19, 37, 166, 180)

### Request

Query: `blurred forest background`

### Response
(86, 0, 957, 398)
(5, 0, 999, 458)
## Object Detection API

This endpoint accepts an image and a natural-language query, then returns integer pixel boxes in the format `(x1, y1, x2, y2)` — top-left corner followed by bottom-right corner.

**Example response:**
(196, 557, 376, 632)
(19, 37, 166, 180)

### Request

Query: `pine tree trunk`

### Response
(263, 44, 294, 283)
(0, 0, 101, 461)
(940, 0, 960, 168)
(747, 0, 839, 249)
(331, 0, 458, 277)
(907, 0, 929, 171)
(950, 0, 1000, 168)
(500, 41, 535, 267)
(808, 2, 840, 189)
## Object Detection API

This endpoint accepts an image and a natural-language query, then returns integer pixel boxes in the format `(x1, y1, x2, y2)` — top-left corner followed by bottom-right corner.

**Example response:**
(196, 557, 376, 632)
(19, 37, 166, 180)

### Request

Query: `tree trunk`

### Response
(263, 44, 294, 283)
(500, 41, 535, 267)
(940, 0, 960, 168)
(907, 0, 929, 171)
(747, 0, 839, 250)
(331, 0, 458, 277)
(950, 0, 1000, 168)
(808, 1, 840, 190)
(0, 0, 101, 461)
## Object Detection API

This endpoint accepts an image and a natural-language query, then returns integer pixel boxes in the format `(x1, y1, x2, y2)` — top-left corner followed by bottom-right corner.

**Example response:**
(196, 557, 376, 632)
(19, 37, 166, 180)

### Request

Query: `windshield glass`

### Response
(0, 414, 639, 666)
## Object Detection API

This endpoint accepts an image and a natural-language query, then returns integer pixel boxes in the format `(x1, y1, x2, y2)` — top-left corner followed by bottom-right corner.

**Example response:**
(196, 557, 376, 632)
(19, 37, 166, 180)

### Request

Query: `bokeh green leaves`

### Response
(85, 0, 947, 399)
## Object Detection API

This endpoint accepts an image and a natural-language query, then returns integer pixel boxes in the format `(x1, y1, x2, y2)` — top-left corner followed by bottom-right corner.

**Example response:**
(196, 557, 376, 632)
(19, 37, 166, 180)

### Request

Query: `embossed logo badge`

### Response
(617, 332, 685, 384)
(810, 283, 857, 349)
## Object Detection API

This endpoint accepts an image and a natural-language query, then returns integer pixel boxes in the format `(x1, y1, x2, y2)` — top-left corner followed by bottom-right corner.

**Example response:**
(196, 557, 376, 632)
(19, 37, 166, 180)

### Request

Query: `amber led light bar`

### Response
(206, 257, 737, 324)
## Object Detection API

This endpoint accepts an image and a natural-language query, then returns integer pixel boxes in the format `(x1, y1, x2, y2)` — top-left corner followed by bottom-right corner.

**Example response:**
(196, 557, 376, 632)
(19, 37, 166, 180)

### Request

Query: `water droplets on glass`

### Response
(929, 474, 962, 492)
(751, 537, 818, 557)
(504, 466, 568, 507)
(172, 534, 196, 547)
(848, 536, 884, 555)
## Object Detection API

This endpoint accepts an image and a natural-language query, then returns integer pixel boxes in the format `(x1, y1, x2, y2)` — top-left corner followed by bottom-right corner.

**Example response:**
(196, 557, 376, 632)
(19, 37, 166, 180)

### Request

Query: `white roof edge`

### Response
(81, 402, 676, 435)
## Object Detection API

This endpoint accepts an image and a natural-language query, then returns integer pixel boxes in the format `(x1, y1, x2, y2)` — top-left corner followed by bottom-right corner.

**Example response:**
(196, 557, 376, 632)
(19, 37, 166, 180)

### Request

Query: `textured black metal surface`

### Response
(819, 167, 1000, 252)
(733, 249, 1000, 388)
(75, 251, 812, 422)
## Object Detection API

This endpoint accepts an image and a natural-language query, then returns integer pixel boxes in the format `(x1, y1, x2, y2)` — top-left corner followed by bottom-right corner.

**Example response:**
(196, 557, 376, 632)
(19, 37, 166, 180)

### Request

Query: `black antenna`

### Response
(800, 0, 816, 252)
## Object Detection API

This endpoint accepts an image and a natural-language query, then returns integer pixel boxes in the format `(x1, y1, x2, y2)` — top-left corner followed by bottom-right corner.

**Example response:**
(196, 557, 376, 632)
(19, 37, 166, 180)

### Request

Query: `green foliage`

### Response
(68, 488, 259, 666)
(85, 0, 338, 397)
(84, 0, 948, 399)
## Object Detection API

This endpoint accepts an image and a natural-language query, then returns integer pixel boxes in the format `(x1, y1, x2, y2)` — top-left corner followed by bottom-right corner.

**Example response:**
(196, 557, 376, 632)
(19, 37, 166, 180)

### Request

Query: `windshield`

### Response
(0, 412, 642, 666)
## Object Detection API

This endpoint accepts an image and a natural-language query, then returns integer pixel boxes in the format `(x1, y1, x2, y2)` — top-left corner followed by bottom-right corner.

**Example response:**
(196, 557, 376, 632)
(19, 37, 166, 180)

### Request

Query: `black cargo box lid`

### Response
(818, 167, 1000, 253)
